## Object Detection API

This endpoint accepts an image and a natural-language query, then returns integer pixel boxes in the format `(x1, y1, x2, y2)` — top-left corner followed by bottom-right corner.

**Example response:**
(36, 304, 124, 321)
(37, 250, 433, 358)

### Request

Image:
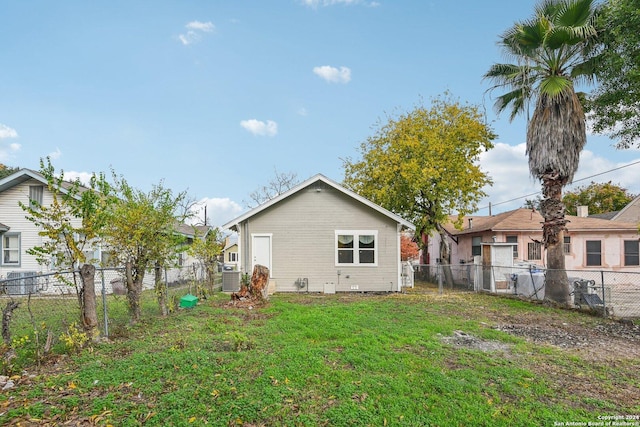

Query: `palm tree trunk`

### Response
(540, 173, 570, 304)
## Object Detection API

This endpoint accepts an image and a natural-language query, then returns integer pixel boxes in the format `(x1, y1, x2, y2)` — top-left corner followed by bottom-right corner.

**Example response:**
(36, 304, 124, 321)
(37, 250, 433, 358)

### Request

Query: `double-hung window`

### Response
(624, 240, 639, 266)
(586, 240, 602, 266)
(506, 235, 518, 258)
(29, 185, 44, 209)
(336, 231, 377, 266)
(2, 233, 20, 265)
(471, 236, 482, 257)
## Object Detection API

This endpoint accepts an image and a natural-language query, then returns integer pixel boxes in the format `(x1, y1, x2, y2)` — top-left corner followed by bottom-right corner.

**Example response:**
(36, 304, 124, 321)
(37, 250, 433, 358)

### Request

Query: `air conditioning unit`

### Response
(222, 271, 241, 292)
(6, 271, 38, 295)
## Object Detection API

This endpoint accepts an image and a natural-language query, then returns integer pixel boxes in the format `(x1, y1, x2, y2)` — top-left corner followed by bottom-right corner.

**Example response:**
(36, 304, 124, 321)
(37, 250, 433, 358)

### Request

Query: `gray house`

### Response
(222, 174, 414, 293)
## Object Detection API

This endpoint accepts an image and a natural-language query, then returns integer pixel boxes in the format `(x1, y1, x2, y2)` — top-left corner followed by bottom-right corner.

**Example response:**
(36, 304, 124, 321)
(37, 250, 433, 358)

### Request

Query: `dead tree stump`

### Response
(250, 264, 269, 301)
(231, 264, 270, 304)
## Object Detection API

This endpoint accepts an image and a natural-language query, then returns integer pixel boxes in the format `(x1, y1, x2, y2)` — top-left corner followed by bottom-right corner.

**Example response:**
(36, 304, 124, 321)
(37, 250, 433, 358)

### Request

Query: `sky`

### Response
(2, 0, 639, 228)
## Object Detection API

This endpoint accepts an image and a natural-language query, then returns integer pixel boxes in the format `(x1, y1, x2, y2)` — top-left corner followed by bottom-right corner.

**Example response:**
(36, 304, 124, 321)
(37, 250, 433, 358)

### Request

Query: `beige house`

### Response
(222, 236, 239, 270)
(222, 174, 414, 293)
(610, 195, 640, 224)
(432, 208, 640, 272)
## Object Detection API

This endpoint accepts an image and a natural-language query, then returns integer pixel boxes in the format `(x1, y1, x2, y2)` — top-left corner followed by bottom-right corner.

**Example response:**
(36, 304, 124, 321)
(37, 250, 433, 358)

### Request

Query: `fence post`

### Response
(101, 268, 108, 338)
(600, 270, 606, 317)
(438, 264, 443, 295)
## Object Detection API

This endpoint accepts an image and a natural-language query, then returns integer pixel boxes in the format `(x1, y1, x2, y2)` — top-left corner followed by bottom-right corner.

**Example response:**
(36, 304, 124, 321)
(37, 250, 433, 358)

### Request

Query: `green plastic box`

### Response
(179, 294, 198, 309)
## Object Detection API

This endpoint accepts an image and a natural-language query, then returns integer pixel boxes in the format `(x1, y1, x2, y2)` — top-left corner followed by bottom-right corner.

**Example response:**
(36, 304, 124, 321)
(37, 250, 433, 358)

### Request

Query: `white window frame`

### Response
(2, 233, 21, 266)
(335, 230, 378, 267)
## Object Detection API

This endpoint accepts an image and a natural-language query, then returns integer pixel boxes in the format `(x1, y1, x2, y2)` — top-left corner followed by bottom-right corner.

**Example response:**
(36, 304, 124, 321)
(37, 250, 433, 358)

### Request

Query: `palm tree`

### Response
(484, 0, 600, 304)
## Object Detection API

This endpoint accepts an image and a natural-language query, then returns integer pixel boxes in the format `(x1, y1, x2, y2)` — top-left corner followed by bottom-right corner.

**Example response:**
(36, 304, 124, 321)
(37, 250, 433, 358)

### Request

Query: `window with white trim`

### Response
(336, 231, 377, 266)
(229, 252, 238, 262)
(506, 235, 518, 258)
(2, 233, 20, 265)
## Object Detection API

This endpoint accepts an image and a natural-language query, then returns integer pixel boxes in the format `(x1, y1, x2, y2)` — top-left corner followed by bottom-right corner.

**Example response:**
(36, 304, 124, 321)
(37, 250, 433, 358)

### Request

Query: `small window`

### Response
(2, 233, 20, 265)
(624, 240, 639, 266)
(229, 252, 238, 262)
(336, 231, 377, 266)
(586, 240, 602, 266)
(29, 185, 44, 209)
(563, 236, 571, 255)
(471, 236, 482, 257)
(527, 241, 542, 260)
(506, 235, 518, 258)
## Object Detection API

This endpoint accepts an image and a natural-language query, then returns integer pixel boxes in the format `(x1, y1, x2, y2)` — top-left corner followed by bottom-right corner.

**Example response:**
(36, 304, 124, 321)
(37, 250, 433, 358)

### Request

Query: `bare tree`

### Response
(244, 168, 299, 208)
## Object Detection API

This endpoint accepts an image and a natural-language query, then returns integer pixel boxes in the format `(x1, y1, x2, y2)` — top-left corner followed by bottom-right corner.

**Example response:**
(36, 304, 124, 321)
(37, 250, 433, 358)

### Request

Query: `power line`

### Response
(479, 159, 640, 211)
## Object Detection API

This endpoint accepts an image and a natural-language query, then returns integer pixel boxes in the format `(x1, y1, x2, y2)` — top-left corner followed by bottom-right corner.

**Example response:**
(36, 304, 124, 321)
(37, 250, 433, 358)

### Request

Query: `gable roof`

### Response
(443, 208, 639, 236)
(0, 223, 9, 232)
(611, 194, 640, 222)
(222, 174, 414, 231)
(0, 168, 83, 196)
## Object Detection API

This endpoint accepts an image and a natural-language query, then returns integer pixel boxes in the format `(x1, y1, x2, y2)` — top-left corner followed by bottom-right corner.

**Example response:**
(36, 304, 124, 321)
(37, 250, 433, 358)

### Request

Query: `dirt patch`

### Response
(493, 316, 640, 362)
(440, 330, 512, 353)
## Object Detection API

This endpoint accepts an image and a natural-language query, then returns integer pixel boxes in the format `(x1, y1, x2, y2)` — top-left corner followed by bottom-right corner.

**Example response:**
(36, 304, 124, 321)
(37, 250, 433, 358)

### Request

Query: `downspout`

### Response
(243, 221, 250, 273)
(396, 223, 402, 292)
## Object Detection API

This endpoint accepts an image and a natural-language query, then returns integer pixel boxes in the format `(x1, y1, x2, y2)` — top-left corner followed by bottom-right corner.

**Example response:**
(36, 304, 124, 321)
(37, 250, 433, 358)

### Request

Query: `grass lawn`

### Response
(1, 286, 639, 426)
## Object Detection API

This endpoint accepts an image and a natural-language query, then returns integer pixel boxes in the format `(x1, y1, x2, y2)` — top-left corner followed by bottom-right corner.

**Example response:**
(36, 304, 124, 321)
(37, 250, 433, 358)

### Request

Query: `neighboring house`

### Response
(0, 169, 208, 290)
(0, 168, 91, 279)
(429, 208, 640, 272)
(173, 222, 212, 268)
(222, 235, 239, 270)
(610, 194, 640, 224)
(222, 174, 414, 293)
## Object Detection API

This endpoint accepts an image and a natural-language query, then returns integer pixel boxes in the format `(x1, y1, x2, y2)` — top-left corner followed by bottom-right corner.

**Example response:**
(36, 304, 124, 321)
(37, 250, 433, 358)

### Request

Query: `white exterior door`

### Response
(252, 234, 272, 276)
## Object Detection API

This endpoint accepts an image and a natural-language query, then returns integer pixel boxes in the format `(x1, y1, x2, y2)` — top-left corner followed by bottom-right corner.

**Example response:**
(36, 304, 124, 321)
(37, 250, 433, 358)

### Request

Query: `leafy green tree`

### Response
(19, 158, 113, 339)
(188, 227, 224, 291)
(587, 0, 640, 148)
(103, 174, 191, 322)
(562, 181, 635, 215)
(342, 94, 495, 261)
(484, 0, 599, 304)
(0, 164, 18, 180)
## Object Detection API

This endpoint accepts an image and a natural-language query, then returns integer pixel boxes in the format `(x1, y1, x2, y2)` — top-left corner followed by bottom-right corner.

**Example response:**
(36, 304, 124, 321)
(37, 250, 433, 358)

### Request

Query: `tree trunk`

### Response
(540, 173, 570, 304)
(125, 261, 143, 323)
(80, 264, 100, 341)
(250, 264, 270, 301)
(155, 264, 169, 317)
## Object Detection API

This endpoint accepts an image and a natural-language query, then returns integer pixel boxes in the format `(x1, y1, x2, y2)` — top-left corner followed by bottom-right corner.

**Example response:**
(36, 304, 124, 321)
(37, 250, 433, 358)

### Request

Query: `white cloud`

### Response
(476, 142, 640, 215)
(48, 147, 62, 160)
(186, 21, 214, 32)
(0, 141, 21, 163)
(178, 21, 215, 45)
(240, 119, 278, 137)
(313, 65, 351, 84)
(298, 107, 309, 116)
(189, 197, 244, 228)
(64, 171, 94, 186)
(0, 124, 18, 139)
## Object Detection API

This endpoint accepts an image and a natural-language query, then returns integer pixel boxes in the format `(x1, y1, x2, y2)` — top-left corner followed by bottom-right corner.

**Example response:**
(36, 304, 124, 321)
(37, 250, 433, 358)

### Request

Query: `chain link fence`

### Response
(0, 264, 220, 368)
(411, 263, 640, 319)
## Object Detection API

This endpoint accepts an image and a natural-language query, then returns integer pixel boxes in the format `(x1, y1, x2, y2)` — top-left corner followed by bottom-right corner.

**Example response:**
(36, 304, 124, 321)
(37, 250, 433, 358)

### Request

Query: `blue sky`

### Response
(2, 0, 639, 227)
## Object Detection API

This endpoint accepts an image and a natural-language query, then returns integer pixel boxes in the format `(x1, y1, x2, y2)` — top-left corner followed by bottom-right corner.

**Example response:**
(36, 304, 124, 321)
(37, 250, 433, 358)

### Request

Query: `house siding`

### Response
(239, 182, 401, 292)
(0, 178, 85, 278)
(0, 179, 48, 276)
